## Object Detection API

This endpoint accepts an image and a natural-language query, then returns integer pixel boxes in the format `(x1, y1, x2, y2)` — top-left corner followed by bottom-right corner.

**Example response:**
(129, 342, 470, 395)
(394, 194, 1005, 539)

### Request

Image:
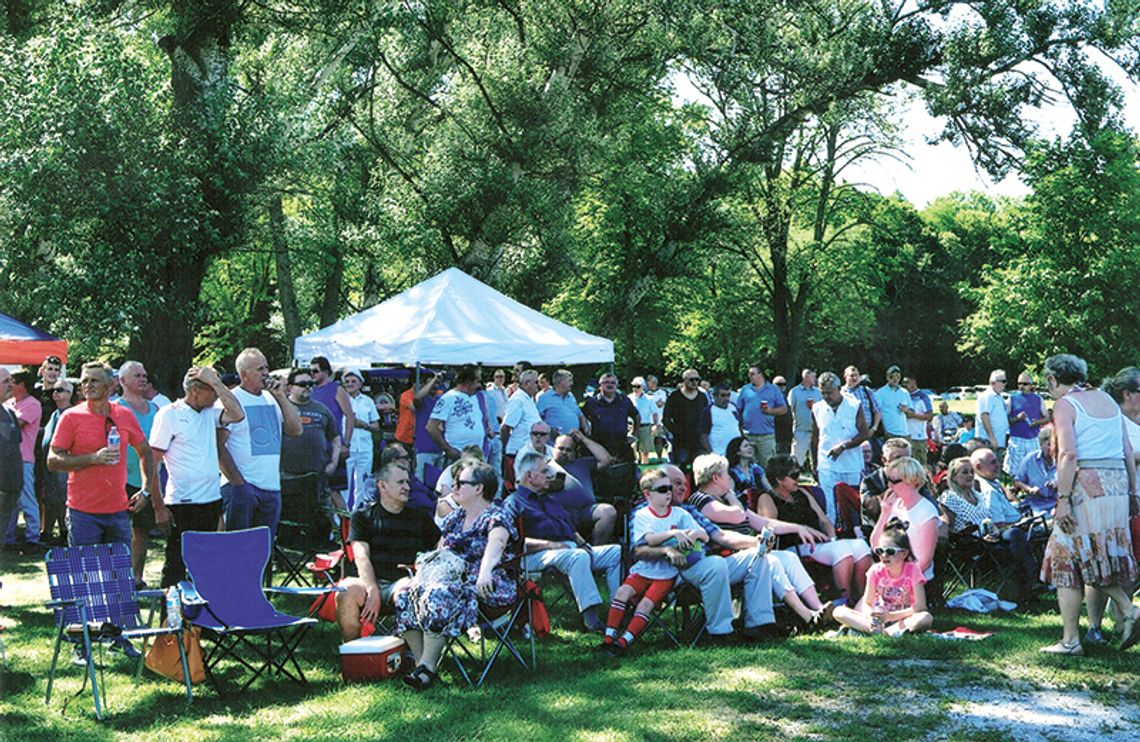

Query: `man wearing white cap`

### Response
(629, 376, 659, 464)
(343, 369, 379, 509)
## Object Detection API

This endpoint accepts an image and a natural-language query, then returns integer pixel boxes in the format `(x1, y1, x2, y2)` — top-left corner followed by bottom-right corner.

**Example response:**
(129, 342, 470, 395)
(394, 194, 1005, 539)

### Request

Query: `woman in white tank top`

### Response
(1039, 354, 1140, 655)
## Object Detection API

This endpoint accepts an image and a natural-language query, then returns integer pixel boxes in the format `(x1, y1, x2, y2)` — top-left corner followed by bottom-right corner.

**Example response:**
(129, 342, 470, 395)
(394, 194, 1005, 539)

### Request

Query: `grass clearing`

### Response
(2, 543, 1139, 740)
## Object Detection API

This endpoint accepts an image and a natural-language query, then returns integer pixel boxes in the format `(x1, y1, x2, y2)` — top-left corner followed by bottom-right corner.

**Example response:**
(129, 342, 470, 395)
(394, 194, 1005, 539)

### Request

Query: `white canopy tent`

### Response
(293, 267, 614, 367)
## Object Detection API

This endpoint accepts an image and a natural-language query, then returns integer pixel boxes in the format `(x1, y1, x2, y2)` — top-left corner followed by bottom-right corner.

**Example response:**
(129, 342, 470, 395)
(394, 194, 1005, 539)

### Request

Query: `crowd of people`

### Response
(3, 350, 1139, 685)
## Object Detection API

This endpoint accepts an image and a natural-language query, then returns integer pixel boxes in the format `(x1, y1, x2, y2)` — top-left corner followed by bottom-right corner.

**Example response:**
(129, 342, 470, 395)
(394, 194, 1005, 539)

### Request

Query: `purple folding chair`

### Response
(181, 527, 320, 695)
(45, 543, 191, 719)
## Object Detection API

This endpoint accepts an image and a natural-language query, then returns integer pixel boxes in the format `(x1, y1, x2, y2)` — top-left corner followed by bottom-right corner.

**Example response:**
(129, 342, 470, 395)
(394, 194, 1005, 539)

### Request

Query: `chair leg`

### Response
(45, 621, 66, 706)
(176, 629, 193, 705)
(79, 613, 103, 721)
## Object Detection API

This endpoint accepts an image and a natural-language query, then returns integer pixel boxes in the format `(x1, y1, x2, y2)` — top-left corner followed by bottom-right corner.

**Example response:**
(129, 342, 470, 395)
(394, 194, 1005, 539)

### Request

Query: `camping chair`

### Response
(44, 543, 191, 720)
(181, 527, 336, 695)
(441, 516, 538, 686)
(941, 527, 1012, 602)
(277, 473, 331, 587)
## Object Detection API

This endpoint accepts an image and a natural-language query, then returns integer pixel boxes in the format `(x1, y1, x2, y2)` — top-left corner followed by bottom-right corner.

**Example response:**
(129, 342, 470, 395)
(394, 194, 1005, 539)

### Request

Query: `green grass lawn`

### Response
(2, 543, 1138, 741)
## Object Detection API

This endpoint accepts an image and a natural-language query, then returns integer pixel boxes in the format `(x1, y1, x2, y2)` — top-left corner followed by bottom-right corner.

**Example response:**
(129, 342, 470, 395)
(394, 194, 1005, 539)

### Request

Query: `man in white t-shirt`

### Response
(644, 375, 669, 459)
(151, 366, 244, 587)
(426, 364, 487, 468)
(976, 369, 1010, 460)
(501, 369, 541, 488)
(342, 369, 380, 509)
(217, 348, 302, 537)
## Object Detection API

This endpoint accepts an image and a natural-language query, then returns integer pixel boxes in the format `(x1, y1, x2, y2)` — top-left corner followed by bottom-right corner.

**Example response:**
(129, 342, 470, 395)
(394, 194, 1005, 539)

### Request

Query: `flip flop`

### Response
(1119, 610, 1140, 651)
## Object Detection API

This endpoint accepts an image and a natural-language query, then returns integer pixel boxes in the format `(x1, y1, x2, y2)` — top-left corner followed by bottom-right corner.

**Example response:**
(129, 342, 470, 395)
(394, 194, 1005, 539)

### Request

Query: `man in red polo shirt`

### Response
(48, 362, 161, 547)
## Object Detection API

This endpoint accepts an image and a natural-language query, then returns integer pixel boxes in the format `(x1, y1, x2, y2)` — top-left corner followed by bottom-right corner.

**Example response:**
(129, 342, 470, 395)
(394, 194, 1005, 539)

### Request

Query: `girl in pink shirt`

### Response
(833, 518, 933, 636)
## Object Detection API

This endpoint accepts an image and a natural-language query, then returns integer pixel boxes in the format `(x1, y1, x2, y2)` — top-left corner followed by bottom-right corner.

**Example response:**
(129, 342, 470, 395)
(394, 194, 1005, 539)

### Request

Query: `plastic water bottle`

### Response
(107, 425, 120, 463)
(166, 586, 182, 630)
(870, 598, 884, 633)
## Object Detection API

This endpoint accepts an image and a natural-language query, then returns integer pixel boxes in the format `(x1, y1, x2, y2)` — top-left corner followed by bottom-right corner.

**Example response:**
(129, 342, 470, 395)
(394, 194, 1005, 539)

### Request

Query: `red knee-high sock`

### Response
(618, 611, 652, 648)
(604, 599, 627, 643)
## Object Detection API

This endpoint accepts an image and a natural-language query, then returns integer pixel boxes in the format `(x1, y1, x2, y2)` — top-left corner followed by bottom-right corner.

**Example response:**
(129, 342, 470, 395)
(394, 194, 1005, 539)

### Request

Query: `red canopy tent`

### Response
(0, 312, 68, 365)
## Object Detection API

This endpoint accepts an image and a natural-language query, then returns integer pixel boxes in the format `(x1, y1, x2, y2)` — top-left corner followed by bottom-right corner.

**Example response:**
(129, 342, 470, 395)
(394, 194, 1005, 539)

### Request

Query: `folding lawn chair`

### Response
(277, 473, 331, 587)
(442, 516, 538, 686)
(45, 543, 191, 720)
(941, 528, 1012, 602)
(181, 527, 336, 695)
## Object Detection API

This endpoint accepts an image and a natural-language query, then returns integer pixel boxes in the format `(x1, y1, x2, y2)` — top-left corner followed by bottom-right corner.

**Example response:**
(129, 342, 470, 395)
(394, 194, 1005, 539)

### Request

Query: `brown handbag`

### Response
(145, 627, 205, 684)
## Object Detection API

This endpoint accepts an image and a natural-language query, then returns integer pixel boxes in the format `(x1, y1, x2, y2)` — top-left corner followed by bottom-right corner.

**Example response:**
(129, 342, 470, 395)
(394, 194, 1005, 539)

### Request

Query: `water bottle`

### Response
(166, 585, 182, 630)
(870, 597, 885, 633)
(107, 425, 120, 464)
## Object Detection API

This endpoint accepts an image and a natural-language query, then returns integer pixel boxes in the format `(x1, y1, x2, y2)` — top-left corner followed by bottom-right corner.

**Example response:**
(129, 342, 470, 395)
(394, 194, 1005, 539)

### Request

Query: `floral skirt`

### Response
(1043, 467, 1136, 589)
(395, 569, 517, 638)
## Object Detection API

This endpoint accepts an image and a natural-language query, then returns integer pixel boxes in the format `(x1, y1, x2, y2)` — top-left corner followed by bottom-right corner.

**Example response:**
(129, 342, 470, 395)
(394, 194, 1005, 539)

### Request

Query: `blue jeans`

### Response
(67, 508, 131, 547)
(4, 462, 40, 545)
(222, 482, 281, 537)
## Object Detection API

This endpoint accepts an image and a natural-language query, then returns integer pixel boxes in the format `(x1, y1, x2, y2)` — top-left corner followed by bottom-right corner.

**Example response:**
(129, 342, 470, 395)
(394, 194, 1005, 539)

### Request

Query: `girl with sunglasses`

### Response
(833, 518, 933, 636)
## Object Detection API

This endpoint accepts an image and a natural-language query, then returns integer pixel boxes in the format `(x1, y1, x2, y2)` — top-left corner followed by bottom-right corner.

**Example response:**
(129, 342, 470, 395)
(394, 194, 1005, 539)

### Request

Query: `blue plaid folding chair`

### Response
(45, 543, 191, 720)
(181, 527, 332, 695)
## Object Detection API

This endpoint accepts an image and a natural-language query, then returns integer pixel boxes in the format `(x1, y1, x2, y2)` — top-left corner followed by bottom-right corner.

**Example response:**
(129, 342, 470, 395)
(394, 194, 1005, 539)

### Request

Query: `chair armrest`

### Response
(137, 588, 165, 600)
(178, 580, 207, 606)
(45, 598, 79, 609)
(265, 585, 345, 597)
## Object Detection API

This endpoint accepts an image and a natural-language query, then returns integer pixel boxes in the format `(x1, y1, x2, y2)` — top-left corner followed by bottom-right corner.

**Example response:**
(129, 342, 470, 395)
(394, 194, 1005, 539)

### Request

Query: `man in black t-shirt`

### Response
(336, 463, 440, 641)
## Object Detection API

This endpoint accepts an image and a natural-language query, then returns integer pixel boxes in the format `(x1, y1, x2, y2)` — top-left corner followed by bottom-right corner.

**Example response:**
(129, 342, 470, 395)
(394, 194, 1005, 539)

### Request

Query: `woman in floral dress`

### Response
(397, 460, 517, 689)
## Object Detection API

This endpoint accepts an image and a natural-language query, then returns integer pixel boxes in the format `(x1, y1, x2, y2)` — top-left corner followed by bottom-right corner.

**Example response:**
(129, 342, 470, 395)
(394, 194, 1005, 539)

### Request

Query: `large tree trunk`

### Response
(319, 228, 344, 328)
(130, 260, 209, 395)
(270, 193, 302, 354)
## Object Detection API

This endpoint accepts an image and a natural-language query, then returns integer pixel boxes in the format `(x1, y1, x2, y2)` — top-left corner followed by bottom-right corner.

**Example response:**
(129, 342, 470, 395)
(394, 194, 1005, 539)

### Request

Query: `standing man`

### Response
(1005, 371, 1049, 477)
(3, 370, 41, 551)
(308, 356, 355, 459)
(976, 369, 1010, 463)
(873, 365, 911, 446)
(644, 375, 669, 459)
(217, 348, 303, 538)
(501, 369, 542, 489)
(811, 371, 869, 526)
(699, 382, 743, 456)
(48, 362, 161, 547)
(116, 360, 161, 586)
(786, 369, 822, 469)
(772, 375, 793, 455)
(582, 373, 639, 462)
(735, 365, 787, 469)
(0, 369, 28, 552)
(149, 367, 244, 587)
(34, 355, 63, 545)
(281, 367, 343, 534)
(342, 369, 380, 509)
(537, 369, 587, 437)
(663, 369, 708, 472)
(426, 364, 486, 466)
(628, 377, 659, 464)
(841, 366, 882, 460)
(484, 368, 510, 479)
(395, 371, 442, 479)
(902, 375, 934, 468)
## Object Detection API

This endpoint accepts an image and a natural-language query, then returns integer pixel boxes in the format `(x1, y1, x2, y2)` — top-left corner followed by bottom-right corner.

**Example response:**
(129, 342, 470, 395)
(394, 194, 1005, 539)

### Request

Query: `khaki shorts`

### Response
(635, 425, 654, 453)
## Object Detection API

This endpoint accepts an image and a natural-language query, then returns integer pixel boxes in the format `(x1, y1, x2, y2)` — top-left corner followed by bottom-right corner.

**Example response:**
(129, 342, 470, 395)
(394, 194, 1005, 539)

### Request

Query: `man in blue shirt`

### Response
(504, 451, 622, 631)
(787, 369, 822, 468)
(873, 365, 911, 442)
(582, 373, 639, 462)
(735, 365, 786, 469)
(537, 369, 586, 436)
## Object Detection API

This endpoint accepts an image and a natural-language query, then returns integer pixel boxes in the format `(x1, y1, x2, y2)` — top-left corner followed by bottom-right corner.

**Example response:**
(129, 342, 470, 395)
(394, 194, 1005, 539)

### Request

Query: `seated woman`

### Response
(434, 447, 487, 525)
(397, 460, 517, 690)
(688, 453, 834, 632)
(872, 456, 940, 584)
(725, 436, 772, 511)
(938, 456, 1040, 600)
(833, 517, 933, 636)
(756, 455, 873, 606)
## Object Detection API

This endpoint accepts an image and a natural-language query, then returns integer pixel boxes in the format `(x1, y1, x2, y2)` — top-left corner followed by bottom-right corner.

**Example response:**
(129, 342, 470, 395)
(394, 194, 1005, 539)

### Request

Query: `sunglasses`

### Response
(887, 476, 904, 484)
(648, 484, 672, 494)
(684, 377, 700, 383)
(457, 479, 479, 487)
(785, 471, 801, 480)
(874, 546, 905, 557)
(531, 431, 550, 437)
(292, 381, 314, 388)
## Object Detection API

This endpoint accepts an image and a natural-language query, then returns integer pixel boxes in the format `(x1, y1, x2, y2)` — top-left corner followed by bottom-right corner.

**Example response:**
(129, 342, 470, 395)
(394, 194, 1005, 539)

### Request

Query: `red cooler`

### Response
(339, 635, 407, 682)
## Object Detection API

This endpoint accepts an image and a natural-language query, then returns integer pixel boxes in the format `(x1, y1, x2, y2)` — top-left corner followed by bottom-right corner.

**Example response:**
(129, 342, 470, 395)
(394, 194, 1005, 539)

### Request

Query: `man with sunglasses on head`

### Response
(1005, 371, 1050, 477)
(48, 362, 161, 548)
(664, 369, 709, 472)
(308, 356, 354, 460)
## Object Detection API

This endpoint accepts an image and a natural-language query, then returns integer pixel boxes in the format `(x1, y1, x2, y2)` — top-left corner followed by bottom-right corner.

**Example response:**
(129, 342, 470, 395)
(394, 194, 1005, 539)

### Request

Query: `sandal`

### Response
(401, 664, 439, 691)
(1039, 639, 1083, 656)
(1119, 609, 1140, 651)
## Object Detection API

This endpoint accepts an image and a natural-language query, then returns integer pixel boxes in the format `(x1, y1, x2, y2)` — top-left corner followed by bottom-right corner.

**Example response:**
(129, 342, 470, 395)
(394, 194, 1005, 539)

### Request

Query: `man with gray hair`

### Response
(504, 451, 622, 632)
(787, 369, 822, 468)
(116, 360, 164, 585)
(149, 367, 244, 587)
(217, 347, 303, 537)
(537, 368, 586, 436)
(501, 368, 542, 489)
(976, 369, 1010, 463)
